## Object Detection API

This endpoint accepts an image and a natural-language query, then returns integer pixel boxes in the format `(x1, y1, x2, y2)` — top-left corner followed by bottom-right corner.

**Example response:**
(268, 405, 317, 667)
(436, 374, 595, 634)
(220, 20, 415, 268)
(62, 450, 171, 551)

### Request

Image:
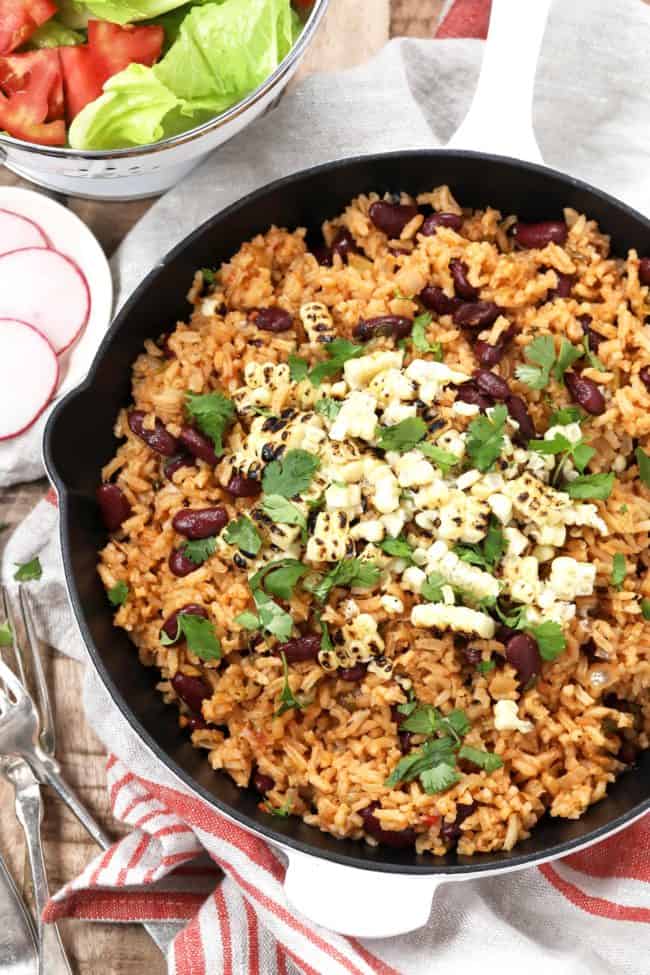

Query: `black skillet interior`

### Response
(44, 150, 650, 875)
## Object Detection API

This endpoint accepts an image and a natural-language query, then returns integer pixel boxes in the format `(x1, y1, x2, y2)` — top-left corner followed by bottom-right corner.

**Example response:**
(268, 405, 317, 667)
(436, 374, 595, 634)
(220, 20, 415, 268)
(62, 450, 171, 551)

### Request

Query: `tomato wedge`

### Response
(60, 20, 163, 123)
(0, 49, 64, 121)
(0, 0, 57, 56)
(0, 51, 64, 145)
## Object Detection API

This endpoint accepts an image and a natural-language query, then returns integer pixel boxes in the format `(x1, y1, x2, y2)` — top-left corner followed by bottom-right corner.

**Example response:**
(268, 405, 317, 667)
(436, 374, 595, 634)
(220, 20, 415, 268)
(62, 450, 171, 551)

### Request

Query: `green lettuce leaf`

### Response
(83, 0, 200, 24)
(28, 20, 85, 47)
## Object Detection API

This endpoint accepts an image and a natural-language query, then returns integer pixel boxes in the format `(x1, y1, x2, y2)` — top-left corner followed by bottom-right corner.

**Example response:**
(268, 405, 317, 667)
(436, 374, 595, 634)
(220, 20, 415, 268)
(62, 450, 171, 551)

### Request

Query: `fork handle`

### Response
(14, 785, 73, 975)
(29, 754, 175, 956)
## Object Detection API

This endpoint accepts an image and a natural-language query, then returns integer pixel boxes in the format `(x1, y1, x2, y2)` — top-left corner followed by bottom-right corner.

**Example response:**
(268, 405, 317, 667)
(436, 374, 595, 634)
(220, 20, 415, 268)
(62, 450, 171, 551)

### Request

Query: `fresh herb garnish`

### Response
(288, 354, 309, 382)
(466, 405, 508, 472)
(308, 338, 363, 386)
(275, 652, 310, 716)
(549, 406, 583, 426)
(13, 557, 42, 582)
(319, 615, 333, 655)
(515, 335, 556, 390)
(553, 338, 584, 381)
(250, 559, 308, 602)
(223, 516, 262, 555)
(185, 391, 235, 457)
(420, 571, 447, 603)
(262, 495, 306, 532)
(528, 620, 566, 661)
(410, 312, 443, 360)
(108, 581, 129, 606)
(457, 745, 504, 772)
(183, 536, 217, 566)
(262, 449, 320, 498)
(636, 446, 650, 488)
(250, 590, 294, 641)
(454, 516, 504, 571)
(235, 610, 261, 630)
(0, 621, 13, 647)
(200, 267, 216, 285)
(315, 397, 342, 421)
(641, 598, 650, 620)
(564, 471, 614, 500)
(477, 659, 496, 673)
(262, 797, 292, 817)
(306, 557, 381, 603)
(582, 334, 605, 370)
(236, 560, 306, 641)
(376, 416, 427, 453)
(378, 534, 415, 561)
(530, 432, 595, 484)
(418, 442, 460, 473)
(419, 762, 461, 794)
(611, 553, 627, 591)
(161, 613, 222, 660)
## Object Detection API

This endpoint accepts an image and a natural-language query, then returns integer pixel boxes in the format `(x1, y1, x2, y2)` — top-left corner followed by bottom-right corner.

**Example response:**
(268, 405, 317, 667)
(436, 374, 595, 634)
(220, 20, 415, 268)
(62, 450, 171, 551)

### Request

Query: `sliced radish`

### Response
(0, 208, 49, 255)
(0, 247, 90, 354)
(0, 318, 59, 440)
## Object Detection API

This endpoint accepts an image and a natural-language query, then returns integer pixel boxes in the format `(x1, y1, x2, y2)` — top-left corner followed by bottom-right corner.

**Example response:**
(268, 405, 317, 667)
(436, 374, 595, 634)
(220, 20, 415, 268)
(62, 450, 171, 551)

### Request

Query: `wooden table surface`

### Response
(0, 1, 443, 971)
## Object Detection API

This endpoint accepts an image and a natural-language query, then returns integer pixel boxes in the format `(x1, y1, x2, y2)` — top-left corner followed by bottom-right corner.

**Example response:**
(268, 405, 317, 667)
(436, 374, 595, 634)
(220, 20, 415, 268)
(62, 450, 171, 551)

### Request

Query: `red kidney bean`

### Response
(495, 624, 519, 645)
(564, 371, 606, 415)
(339, 664, 366, 681)
(169, 548, 198, 577)
(506, 632, 541, 687)
(474, 368, 511, 401)
(514, 220, 568, 249)
(171, 673, 211, 715)
(454, 381, 492, 413)
(331, 226, 357, 263)
(360, 802, 417, 849)
(639, 365, 650, 390)
(398, 731, 412, 754)
(546, 271, 573, 301)
(226, 473, 261, 498)
(453, 301, 501, 329)
(162, 603, 209, 643)
(275, 634, 320, 663)
(252, 770, 275, 793)
(186, 715, 208, 732)
(164, 453, 195, 480)
(421, 212, 462, 235)
(578, 313, 603, 354)
(172, 507, 228, 539)
(461, 645, 482, 666)
(419, 285, 462, 316)
(450, 259, 479, 300)
(128, 410, 179, 457)
(474, 335, 509, 368)
(354, 315, 413, 342)
(369, 201, 419, 238)
(506, 394, 536, 442)
(312, 244, 332, 266)
(440, 801, 477, 845)
(96, 483, 131, 533)
(638, 257, 650, 286)
(253, 308, 293, 333)
(179, 426, 218, 466)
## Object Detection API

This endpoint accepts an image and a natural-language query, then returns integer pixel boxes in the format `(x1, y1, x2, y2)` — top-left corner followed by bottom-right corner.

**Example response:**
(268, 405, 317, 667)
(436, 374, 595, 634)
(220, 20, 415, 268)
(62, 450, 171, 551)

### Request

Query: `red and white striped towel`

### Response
(3, 0, 650, 970)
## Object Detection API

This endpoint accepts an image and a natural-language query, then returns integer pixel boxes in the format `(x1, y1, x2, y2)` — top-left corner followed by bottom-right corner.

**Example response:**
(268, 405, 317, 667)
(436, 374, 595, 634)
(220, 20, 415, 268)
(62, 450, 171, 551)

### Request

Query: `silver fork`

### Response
(0, 587, 175, 957)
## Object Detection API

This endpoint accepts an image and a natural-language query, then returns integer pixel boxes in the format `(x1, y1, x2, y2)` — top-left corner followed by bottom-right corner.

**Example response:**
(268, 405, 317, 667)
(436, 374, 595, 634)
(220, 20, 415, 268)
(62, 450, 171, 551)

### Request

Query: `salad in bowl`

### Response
(0, 0, 310, 150)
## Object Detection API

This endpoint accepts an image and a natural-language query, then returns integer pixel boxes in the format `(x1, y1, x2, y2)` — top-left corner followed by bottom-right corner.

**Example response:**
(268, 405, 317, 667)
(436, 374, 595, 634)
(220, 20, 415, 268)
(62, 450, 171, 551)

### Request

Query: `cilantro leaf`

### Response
(200, 267, 216, 285)
(611, 552, 626, 591)
(529, 433, 573, 456)
(410, 312, 443, 360)
(235, 610, 261, 630)
(515, 335, 555, 390)
(275, 652, 309, 716)
(177, 614, 222, 660)
(439, 709, 471, 741)
(262, 449, 320, 498)
(418, 442, 460, 473)
(13, 557, 42, 582)
(553, 338, 584, 381)
(250, 559, 307, 602)
(401, 704, 441, 735)
(319, 616, 333, 655)
(185, 392, 235, 457)
(0, 621, 13, 647)
(466, 405, 508, 472)
(183, 536, 217, 566)
(108, 581, 129, 606)
(420, 571, 447, 603)
(306, 558, 381, 603)
(419, 763, 461, 795)
(288, 355, 309, 382)
(262, 495, 306, 531)
(378, 534, 414, 560)
(308, 338, 363, 386)
(262, 797, 293, 817)
(457, 745, 504, 773)
(253, 590, 293, 641)
(385, 736, 457, 788)
(636, 446, 650, 488)
(641, 598, 650, 620)
(223, 516, 262, 555)
(528, 621, 566, 661)
(477, 659, 496, 673)
(571, 442, 596, 473)
(315, 398, 342, 421)
(455, 516, 504, 571)
(565, 472, 614, 500)
(376, 417, 427, 453)
(549, 406, 583, 426)
(582, 334, 605, 370)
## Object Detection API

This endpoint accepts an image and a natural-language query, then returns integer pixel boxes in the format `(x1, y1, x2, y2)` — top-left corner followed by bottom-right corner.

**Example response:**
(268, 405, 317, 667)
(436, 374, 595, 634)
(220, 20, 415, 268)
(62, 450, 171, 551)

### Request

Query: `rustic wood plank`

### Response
(0, 3, 431, 970)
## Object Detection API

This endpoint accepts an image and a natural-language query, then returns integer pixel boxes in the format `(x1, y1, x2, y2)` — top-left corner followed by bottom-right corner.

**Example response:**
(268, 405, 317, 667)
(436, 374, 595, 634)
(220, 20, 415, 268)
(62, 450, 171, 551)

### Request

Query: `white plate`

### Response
(0, 187, 113, 400)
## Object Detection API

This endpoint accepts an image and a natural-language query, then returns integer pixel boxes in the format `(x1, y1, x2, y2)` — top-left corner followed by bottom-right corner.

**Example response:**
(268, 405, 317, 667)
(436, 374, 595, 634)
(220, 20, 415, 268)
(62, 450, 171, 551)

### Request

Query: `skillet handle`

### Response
(284, 850, 441, 937)
(447, 0, 552, 163)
